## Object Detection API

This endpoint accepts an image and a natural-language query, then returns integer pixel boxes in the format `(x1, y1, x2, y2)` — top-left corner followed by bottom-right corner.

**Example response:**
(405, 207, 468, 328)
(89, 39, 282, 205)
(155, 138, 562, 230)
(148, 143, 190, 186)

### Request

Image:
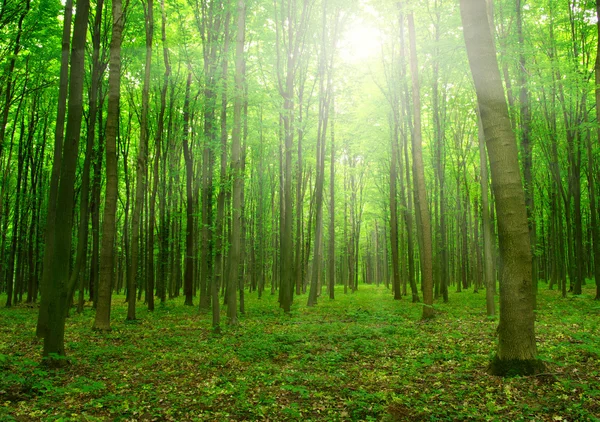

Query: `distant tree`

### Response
(593, 1, 600, 301)
(128, 0, 154, 319)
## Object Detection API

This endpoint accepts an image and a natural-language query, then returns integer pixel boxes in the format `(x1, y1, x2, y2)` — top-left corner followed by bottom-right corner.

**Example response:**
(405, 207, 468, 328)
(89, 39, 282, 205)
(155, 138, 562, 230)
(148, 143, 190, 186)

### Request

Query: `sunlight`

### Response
(339, 15, 382, 63)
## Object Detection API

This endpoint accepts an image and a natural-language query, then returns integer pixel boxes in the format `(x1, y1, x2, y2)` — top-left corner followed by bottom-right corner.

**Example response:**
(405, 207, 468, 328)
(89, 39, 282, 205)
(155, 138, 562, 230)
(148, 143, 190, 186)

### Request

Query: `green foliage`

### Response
(1, 283, 599, 420)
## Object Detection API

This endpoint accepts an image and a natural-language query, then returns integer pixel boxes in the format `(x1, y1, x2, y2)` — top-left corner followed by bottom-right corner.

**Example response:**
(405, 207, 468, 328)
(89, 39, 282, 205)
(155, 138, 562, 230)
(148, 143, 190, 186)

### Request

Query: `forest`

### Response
(0, 0, 599, 419)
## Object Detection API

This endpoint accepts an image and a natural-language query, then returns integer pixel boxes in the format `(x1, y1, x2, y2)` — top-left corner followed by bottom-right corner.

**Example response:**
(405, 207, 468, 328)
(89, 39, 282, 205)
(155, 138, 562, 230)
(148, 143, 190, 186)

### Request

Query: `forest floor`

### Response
(0, 283, 599, 422)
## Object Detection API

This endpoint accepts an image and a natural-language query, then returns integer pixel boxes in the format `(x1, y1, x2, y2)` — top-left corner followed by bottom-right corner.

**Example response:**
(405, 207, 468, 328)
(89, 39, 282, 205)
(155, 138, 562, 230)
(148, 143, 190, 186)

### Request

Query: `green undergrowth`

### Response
(1, 282, 599, 421)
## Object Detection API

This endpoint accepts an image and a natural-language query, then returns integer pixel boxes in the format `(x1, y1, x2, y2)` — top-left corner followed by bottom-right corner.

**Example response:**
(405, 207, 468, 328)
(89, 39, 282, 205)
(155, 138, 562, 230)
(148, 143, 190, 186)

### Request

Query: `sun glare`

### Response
(339, 16, 382, 64)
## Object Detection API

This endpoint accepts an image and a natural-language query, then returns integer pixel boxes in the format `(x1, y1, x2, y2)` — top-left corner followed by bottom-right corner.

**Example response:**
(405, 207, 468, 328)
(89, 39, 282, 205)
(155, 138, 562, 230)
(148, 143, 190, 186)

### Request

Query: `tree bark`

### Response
(460, 0, 543, 375)
(128, 0, 153, 319)
(93, 0, 123, 332)
(182, 72, 194, 306)
(43, 0, 90, 363)
(36, 0, 71, 335)
(478, 116, 495, 317)
(593, 1, 600, 300)
(407, 12, 434, 319)
(227, 0, 246, 325)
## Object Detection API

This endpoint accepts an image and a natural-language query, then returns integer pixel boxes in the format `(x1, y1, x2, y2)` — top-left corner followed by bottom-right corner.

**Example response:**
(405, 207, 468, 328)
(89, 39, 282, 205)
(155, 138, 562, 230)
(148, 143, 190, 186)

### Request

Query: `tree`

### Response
(41, 0, 90, 363)
(128, 0, 154, 319)
(93, 0, 124, 332)
(592, 0, 600, 301)
(460, 0, 543, 376)
(182, 71, 194, 307)
(35, 0, 71, 334)
(227, 0, 246, 325)
(407, 11, 433, 319)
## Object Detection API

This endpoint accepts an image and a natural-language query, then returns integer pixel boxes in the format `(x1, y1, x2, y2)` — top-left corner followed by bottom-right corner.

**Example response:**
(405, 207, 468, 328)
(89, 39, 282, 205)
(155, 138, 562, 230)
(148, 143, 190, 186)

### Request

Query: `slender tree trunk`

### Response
(479, 116, 495, 317)
(407, 12, 434, 319)
(213, 10, 231, 331)
(5, 118, 26, 307)
(516, 0, 537, 306)
(93, 0, 123, 332)
(308, 0, 332, 307)
(155, 0, 170, 304)
(182, 72, 194, 306)
(593, 1, 600, 300)
(128, 0, 153, 319)
(390, 121, 401, 300)
(73, 0, 104, 314)
(328, 98, 335, 300)
(227, 0, 246, 325)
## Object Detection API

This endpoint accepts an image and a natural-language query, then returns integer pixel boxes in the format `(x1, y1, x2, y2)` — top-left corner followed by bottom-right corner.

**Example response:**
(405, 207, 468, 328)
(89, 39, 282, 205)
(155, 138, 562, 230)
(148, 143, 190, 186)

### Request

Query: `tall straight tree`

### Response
(93, 0, 124, 332)
(479, 115, 495, 317)
(274, 0, 311, 312)
(308, 0, 335, 307)
(227, 0, 246, 326)
(182, 71, 194, 306)
(593, 1, 600, 301)
(74, 0, 105, 314)
(150, 0, 170, 306)
(516, 0, 536, 303)
(328, 97, 335, 300)
(214, 10, 231, 332)
(460, 0, 543, 376)
(35, 0, 72, 333)
(40, 0, 90, 362)
(407, 11, 434, 319)
(128, 0, 154, 319)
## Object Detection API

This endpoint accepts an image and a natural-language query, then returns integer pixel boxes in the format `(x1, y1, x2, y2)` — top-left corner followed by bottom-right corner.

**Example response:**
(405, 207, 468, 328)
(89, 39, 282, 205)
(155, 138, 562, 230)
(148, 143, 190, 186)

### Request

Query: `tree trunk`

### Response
(407, 13, 434, 319)
(479, 116, 496, 317)
(593, 1, 600, 300)
(460, 0, 543, 375)
(43, 0, 90, 363)
(182, 72, 194, 307)
(92, 0, 123, 333)
(227, 0, 246, 325)
(128, 0, 153, 319)
(36, 0, 71, 336)
(73, 0, 104, 314)
(328, 97, 335, 300)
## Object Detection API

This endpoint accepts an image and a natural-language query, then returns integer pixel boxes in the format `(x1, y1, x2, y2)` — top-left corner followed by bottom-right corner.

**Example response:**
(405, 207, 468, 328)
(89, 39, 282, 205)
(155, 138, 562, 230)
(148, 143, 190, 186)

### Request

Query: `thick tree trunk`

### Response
(36, 0, 71, 336)
(460, 0, 543, 375)
(43, 0, 90, 363)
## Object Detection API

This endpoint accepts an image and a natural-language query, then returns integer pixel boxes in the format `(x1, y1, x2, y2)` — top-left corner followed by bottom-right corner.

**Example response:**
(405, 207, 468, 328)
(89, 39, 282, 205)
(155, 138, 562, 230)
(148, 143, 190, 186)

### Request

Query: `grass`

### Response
(0, 282, 599, 421)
